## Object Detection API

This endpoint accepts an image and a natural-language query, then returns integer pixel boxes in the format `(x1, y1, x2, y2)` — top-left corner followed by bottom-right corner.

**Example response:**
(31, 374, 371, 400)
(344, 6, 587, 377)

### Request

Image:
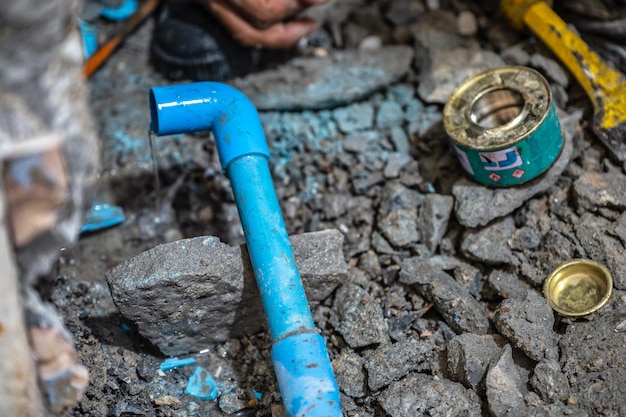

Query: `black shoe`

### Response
(151, 0, 256, 81)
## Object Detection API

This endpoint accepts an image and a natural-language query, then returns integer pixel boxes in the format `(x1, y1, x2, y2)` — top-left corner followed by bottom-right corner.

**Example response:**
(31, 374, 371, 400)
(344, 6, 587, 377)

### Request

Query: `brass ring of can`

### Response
(543, 259, 613, 316)
(443, 66, 563, 186)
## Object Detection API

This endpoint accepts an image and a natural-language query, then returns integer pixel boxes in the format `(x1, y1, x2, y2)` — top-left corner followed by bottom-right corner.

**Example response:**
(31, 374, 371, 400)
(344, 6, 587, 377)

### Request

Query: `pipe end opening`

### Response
(149, 89, 160, 134)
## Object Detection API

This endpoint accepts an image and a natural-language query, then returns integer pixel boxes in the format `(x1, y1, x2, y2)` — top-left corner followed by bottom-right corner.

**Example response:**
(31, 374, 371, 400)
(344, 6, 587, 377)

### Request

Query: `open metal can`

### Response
(543, 259, 613, 316)
(443, 66, 563, 186)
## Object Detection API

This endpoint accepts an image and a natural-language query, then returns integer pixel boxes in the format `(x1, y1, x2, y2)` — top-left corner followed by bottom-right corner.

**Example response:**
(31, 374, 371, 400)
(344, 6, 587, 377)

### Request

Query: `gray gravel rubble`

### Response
(423, 255, 483, 298)
(417, 193, 454, 252)
(575, 212, 626, 290)
(560, 294, 626, 417)
(485, 345, 528, 416)
(486, 269, 532, 299)
(376, 181, 424, 247)
(329, 283, 390, 348)
(400, 257, 490, 335)
(461, 216, 517, 265)
(106, 230, 346, 355)
(331, 351, 367, 398)
(410, 10, 504, 103)
(529, 348, 570, 404)
(232, 45, 414, 111)
(446, 333, 505, 392)
(379, 372, 482, 417)
(529, 53, 570, 88)
(573, 171, 626, 212)
(364, 338, 437, 390)
(493, 290, 557, 361)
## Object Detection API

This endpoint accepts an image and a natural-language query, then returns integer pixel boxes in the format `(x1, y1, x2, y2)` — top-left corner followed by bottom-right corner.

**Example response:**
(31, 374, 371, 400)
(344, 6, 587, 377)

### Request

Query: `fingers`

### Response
(208, 0, 319, 48)
(229, 0, 302, 26)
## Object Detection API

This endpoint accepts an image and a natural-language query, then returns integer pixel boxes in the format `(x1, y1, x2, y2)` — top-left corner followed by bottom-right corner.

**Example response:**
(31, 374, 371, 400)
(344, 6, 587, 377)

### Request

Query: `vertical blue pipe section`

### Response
(226, 156, 315, 337)
(149, 82, 342, 417)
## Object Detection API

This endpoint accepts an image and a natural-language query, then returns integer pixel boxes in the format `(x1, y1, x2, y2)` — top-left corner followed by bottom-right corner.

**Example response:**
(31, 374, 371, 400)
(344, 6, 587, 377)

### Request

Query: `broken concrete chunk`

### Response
(106, 230, 347, 356)
(560, 309, 626, 416)
(416, 47, 504, 104)
(410, 9, 475, 52)
(614, 211, 626, 244)
(410, 10, 506, 103)
(530, 53, 569, 87)
(530, 348, 571, 403)
(419, 255, 482, 298)
(575, 212, 626, 290)
(493, 290, 557, 361)
(400, 257, 490, 335)
(452, 112, 576, 228)
(333, 102, 375, 133)
(332, 351, 367, 398)
(487, 269, 532, 299)
(376, 182, 424, 247)
(375, 100, 404, 129)
(446, 333, 504, 392)
(573, 171, 626, 213)
(364, 338, 438, 391)
(329, 283, 390, 348)
(486, 345, 528, 417)
(416, 193, 454, 253)
(379, 372, 482, 417)
(232, 46, 414, 111)
(460, 216, 517, 265)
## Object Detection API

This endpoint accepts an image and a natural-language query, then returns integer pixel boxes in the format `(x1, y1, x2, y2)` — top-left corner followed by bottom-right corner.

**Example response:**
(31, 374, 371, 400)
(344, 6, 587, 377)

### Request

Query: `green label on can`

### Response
(452, 102, 563, 186)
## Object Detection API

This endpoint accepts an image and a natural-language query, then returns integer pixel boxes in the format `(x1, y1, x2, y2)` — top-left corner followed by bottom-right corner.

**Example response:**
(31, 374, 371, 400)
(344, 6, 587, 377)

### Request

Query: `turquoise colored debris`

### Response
(100, 0, 138, 21)
(78, 18, 98, 59)
(80, 203, 125, 233)
(185, 366, 219, 401)
(160, 357, 197, 372)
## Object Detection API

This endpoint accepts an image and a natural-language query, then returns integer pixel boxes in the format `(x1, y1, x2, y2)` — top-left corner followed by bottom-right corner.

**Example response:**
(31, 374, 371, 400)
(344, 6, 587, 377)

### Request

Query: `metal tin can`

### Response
(543, 259, 613, 316)
(443, 66, 563, 186)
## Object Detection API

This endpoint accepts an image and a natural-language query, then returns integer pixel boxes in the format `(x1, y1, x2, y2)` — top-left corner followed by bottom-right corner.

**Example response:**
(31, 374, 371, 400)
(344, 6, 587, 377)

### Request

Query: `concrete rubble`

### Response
(12, 0, 625, 416)
(232, 46, 415, 111)
(106, 229, 347, 356)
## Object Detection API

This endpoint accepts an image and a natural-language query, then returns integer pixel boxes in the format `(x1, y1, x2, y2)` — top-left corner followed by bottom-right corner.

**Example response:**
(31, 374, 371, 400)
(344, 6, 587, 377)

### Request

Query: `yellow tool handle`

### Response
(522, 2, 626, 128)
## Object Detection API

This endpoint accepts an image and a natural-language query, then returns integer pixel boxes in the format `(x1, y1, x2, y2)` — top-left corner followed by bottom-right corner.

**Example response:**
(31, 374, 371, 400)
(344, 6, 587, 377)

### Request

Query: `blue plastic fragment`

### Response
(184, 366, 219, 401)
(253, 390, 262, 400)
(78, 18, 98, 59)
(100, 0, 138, 21)
(160, 357, 197, 372)
(80, 203, 125, 233)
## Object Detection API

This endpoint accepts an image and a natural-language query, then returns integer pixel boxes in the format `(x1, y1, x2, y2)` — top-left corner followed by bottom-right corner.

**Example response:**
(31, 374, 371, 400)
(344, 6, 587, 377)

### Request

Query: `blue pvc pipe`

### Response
(149, 82, 341, 417)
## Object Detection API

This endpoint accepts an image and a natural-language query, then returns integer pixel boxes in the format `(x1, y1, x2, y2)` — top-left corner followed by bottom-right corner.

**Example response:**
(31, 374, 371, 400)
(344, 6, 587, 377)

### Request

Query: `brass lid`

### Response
(543, 259, 613, 316)
(443, 66, 552, 150)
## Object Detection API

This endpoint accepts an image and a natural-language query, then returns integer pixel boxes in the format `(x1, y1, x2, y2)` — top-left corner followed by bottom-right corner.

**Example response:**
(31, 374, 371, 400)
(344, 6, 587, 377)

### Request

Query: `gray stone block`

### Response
(106, 229, 347, 356)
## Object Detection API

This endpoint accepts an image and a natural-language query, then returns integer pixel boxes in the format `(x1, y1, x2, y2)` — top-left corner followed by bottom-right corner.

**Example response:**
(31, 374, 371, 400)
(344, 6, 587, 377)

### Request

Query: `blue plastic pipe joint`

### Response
(149, 82, 342, 417)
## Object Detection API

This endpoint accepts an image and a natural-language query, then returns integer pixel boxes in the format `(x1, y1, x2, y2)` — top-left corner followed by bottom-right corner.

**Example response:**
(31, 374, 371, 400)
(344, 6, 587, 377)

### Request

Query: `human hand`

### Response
(196, 0, 328, 48)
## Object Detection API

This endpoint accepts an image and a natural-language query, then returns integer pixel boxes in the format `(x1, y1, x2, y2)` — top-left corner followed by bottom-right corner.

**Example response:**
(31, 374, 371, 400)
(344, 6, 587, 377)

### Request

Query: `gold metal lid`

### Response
(543, 259, 613, 316)
(443, 66, 552, 150)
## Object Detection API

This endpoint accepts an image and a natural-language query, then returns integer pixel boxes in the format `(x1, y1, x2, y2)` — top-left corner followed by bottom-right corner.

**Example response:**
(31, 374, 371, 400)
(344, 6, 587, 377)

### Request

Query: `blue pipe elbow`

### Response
(149, 82, 270, 172)
(149, 82, 342, 417)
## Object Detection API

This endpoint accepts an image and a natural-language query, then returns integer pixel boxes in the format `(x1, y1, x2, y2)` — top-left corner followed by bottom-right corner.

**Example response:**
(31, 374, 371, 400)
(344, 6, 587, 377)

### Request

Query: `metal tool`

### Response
(501, 0, 626, 161)
(443, 66, 563, 186)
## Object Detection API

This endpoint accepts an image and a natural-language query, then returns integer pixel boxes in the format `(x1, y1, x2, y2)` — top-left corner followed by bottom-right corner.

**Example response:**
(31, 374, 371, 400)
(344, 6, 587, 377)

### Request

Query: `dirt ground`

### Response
(43, 1, 626, 416)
